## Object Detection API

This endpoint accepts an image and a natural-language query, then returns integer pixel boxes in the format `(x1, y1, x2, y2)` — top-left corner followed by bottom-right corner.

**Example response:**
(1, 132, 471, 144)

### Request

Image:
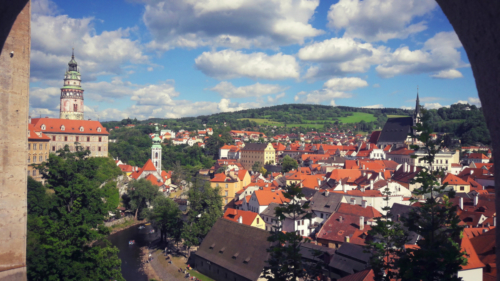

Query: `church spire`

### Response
(414, 86, 421, 124)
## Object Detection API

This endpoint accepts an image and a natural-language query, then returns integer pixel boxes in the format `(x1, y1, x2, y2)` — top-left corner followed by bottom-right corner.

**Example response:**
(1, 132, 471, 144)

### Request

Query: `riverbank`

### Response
(108, 218, 146, 235)
(140, 247, 162, 281)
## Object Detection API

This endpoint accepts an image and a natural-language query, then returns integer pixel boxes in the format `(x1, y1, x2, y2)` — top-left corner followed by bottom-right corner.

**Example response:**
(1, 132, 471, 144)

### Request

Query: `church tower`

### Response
(413, 88, 421, 125)
(60, 49, 84, 120)
(151, 126, 162, 174)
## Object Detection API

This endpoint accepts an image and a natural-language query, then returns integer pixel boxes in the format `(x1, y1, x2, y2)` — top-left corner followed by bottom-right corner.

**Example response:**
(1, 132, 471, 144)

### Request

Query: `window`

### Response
(87, 137, 90, 142)
(52, 146, 55, 152)
(64, 136, 68, 141)
(32, 170, 36, 176)
(320, 213, 324, 218)
(76, 136, 79, 142)
(39, 144, 42, 149)
(33, 144, 36, 150)
(460, 186, 465, 191)
(80, 127, 84, 132)
(28, 143, 31, 150)
(52, 136, 56, 141)
(257, 218, 259, 224)
(45, 144, 47, 149)
(98, 147, 101, 152)
(27, 155, 30, 163)
(61, 125, 65, 131)
(225, 184, 228, 188)
(86, 146, 90, 151)
(73, 104, 78, 112)
(225, 191, 228, 196)
(39, 155, 42, 161)
(99, 137, 102, 142)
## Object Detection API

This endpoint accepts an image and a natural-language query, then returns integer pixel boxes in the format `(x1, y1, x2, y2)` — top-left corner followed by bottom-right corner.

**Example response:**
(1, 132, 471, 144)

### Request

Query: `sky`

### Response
(29, 0, 480, 121)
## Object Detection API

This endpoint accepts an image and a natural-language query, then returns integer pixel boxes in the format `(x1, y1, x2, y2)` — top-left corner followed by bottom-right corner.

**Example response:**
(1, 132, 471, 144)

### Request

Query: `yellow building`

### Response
(28, 124, 51, 182)
(223, 208, 265, 230)
(442, 173, 471, 193)
(240, 143, 275, 170)
(210, 170, 250, 206)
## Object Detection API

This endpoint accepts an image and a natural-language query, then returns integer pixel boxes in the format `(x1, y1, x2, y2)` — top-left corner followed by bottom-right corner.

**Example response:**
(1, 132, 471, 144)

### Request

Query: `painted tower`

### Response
(151, 126, 162, 174)
(60, 49, 84, 120)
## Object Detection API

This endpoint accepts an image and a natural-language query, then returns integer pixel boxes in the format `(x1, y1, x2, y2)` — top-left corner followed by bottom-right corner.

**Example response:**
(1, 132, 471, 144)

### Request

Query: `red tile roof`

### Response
(118, 164, 133, 173)
(317, 212, 372, 244)
(223, 208, 258, 226)
(31, 118, 109, 135)
(338, 269, 375, 281)
(469, 153, 489, 159)
(337, 203, 382, 218)
(461, 234, 486, 270)
(28, 124, 51, 141)
(254, 190, 289, 206)
(131, 159, 158, 179)
(387, 147, 414, 155)
(442, 173, 469, 186)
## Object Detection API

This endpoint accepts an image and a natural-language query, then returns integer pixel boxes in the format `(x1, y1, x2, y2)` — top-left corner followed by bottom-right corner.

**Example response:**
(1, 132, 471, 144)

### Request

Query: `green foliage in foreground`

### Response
(281, 155, 298, 173)
(27, 146, 124, 281)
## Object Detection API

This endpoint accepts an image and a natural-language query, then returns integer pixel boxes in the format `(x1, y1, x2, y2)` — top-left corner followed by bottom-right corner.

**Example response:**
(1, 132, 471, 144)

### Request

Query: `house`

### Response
(27, 123, 51, 181)
(316, 203, 382, 249)
(210, 172, 241, 206)
(245, 189, 289, 214)
(223, 208, 265, 230)
(240, 143, 276, 170)
(467, 153, 490, 164)
(310, 190, 344, 230)
(458, 234, 486, 281)
(442, 173, 471, 193)
(260, 203, 280, 232)
(328, 243, 372, 279)
(191, 219, 270, 281)
(470, 228, 496, 280)
(30, 117, 109, 157)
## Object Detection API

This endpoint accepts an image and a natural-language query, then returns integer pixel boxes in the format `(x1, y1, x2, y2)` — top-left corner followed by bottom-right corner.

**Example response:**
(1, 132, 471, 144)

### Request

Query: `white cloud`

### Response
(297, 89, 352, 104)
(142, 0, 323, 50)
(376, 32, 466, 78)
(208, 81, 287, 98)
(432, 69, 463, 79)
(400, 106, 413, 110)
(362, 104, 384, 108)
(328, 0, 437, 42)
(29, 86, 61, 111)
(147, 67, 154, 72)
(373, 84, 380, 88)
(267, 93, 286, 103)
(423, 102, 446, 109)
(30, 0, 149, 82)
(195, 50, 300, 80)
(130, 82, 180, 106)
(323, 77, 368, 91)
(457, 97, 481, 107)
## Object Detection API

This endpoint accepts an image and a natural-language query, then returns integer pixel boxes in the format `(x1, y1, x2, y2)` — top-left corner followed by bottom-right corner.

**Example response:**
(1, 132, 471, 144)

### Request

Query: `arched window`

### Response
(80, 126, 84, 132)
(97, 127, 102, 132)
(41, 124, 46, 130)
(61, 125, 65, 131)
(155, 152, 158, 159)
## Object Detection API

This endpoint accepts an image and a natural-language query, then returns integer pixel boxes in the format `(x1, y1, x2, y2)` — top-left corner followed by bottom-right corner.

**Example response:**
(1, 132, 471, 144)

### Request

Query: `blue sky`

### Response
(29, 0, 479, 121)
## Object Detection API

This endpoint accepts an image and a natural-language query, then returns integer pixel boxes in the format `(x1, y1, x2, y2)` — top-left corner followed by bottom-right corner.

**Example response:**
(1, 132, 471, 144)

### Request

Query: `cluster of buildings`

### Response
(188, 94, 495, 281)
(28, 52, 109, 181)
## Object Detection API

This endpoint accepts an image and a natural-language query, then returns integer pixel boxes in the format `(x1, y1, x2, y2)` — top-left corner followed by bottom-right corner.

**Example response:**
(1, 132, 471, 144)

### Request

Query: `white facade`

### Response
(282, 217, 312, 237)
(220, 147, 230, 159)
(458, 268, 482, 281)
(369, 149, 386, 160)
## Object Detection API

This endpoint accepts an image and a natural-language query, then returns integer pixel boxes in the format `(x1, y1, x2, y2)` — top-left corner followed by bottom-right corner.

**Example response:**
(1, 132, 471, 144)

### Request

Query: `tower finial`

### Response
(72, 48, 74, 59)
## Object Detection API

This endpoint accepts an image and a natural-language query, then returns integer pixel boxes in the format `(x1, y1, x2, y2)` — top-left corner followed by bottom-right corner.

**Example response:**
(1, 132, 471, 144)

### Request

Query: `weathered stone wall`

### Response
(0, 1, 30, 280)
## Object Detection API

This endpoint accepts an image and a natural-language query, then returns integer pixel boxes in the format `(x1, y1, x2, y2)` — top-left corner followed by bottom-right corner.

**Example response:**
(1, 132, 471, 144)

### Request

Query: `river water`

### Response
(108, 223, 160, 281)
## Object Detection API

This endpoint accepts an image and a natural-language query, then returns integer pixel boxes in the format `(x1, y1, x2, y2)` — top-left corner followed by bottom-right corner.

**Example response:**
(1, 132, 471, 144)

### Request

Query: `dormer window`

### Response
(80, 126, 84, 132)
(41, 124, 46, 130)
(97, 127, 101, 132)
(61, 125, 65, 131)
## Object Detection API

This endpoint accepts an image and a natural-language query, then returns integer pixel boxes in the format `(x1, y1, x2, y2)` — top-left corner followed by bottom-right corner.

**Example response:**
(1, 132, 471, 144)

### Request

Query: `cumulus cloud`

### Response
(208, 81, 287, 98)
(362, 104, 384, 108)
(328, 0, 437, 42)
(457, 97, 481, 107)
(323, 77, 368, 91)
(30, 0, 149, 82)
(130, 82, 180, 106)
(267, 93, 286, 103)
(295, 89, 352, 104)
(423, 102, 447, 109)
(376, 32, 466, 78)
(142, 0, 323, 50)
(432, 69, 463, 79)
(373, 84, 380, 88)
(195, 50, 300, 80)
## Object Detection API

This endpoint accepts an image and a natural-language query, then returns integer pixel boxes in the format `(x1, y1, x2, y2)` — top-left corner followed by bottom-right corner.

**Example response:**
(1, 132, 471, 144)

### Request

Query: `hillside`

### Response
(102, 103, 490, 146)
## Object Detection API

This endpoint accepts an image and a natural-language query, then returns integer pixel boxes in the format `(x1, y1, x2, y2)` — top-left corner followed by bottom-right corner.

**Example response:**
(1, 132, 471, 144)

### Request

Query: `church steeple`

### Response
(414, 87, 421, 125)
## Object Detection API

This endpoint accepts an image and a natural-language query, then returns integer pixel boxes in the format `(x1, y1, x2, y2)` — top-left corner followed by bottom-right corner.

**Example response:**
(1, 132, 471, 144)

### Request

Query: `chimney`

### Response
(325, 190, 330, 196)
(370, 179, 374, 190)
(350, 199, 355, 205)
(345, 236, 350, 243)
(238, 216, 243, 224)
(460, 197, 464, 210)
(474, 194, 479, 207)
(339, 216, 343, 223)
(342, 181, 346, 193)
(318, 179, 321, 186)
(470, 170, 474, 175)
(362, 200, 367, 208)
(413, 166, 417, 173)
(360, 216, 364, 230)
(360, 187, 365, 193)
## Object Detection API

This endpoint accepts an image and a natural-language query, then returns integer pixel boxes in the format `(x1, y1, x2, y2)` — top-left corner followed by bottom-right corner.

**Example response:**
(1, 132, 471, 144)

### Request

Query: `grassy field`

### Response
(387, 114, 409, 118)
(338, 112, 377, 123)
(287, 123, 325, 129)
(237, 118, 284, 126)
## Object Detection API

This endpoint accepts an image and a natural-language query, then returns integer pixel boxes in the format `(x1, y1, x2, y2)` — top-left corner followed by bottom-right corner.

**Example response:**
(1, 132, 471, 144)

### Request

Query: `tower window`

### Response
(74, 104, 78, 112)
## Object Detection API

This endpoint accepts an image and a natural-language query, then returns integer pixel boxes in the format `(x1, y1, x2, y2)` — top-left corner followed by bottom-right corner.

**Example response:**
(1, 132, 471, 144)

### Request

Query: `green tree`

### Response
(252, 161, 263, 173)
(397, 114, 467, 280)
(27, 176, 53, 217)
(263, 184, 311, 281)
(27, 146, 124, 281)
(127, 178, 162, 220)
(148, 196, 182, 243)
(181, 177, 223, 255)
(282, 155, 298, 173)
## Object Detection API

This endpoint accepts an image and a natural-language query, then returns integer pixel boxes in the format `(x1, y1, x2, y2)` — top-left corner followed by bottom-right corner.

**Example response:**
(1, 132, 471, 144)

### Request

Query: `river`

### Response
(108, 223, 160, 281)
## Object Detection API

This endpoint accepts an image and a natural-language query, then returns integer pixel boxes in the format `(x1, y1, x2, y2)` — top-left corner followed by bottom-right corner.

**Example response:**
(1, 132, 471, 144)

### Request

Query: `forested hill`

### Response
(102, 103, 490, 146)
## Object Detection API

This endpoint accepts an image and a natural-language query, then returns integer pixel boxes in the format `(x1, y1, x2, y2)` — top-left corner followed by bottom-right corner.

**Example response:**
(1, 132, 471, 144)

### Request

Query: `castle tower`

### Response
(60, 49, 84, 120)
(151, 126, 162, 174)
